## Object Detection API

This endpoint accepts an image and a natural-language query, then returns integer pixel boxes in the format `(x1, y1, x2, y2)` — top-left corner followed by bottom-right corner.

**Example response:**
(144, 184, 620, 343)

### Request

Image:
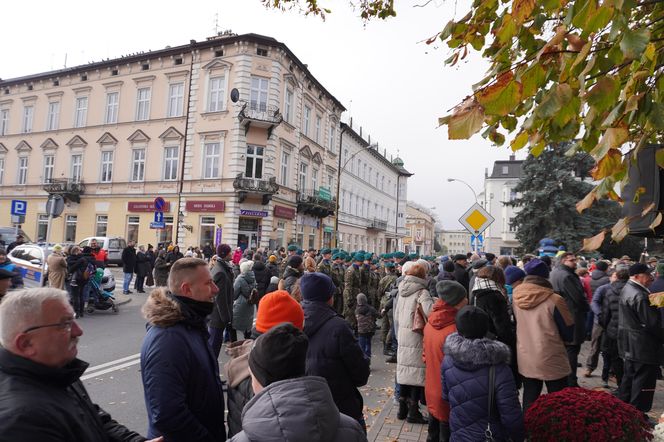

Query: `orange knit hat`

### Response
(255, 290, 305, 333)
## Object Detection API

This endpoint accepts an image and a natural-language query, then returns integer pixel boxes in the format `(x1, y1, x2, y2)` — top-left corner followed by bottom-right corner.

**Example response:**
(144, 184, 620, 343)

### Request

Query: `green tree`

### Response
(511, 144, 642, 257)
(264, 0, 664, 239)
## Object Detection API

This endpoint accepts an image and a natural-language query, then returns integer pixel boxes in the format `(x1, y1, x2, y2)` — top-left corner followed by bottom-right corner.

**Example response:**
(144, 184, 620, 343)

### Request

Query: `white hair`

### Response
(240, 260, 254, 274)
(416, 259, 430, 271)
(401, 261, 416, 275)
(0, 288, 70, 348)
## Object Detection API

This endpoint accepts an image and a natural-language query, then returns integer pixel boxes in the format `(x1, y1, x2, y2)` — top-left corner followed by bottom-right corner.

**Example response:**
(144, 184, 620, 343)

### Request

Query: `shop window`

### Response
(158, 216, 174, 244)
(95, 215, 108, 237)
(36, 215, 48, 242)
(127, 216, 140, 243)
(65, 215, 77, 242)
(199, 216, 216, 247)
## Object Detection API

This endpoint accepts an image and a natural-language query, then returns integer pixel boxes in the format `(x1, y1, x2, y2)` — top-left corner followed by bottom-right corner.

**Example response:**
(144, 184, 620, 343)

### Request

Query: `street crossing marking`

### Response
(82, 353, 141, 380)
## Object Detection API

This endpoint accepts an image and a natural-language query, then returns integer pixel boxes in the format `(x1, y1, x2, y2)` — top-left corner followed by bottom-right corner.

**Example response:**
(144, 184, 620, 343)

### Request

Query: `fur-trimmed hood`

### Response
(142, 288, 184, 327)
(398, 275, 428, 298)
(224, 339, 253, 388)
(443, 332, 511, 371)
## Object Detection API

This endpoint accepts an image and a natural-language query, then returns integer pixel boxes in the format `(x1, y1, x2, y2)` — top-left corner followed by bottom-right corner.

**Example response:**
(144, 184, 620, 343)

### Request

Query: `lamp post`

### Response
(447, 177, 480, 253)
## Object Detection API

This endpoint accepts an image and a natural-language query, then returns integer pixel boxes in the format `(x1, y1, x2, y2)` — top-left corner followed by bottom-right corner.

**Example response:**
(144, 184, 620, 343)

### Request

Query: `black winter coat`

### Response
(227, 377, 252, 437)
(282, 266, 302, 295)
(67, 253, 90, 286)
(600, 280, 626, 343)
(153, 256, 170, 287)
(210, 259, 235, 328)
(266, 262, 279, 278)
(302, 300, 370, 422)
(551, 265, 589, 345)
(121, 246, 137, 273)
(135, 251, 150, 276)
(453, 263, 470, 292)
(0, 349, 145, 442)
(590, 270, 610, 294)
(618, 280, 664, 365)
(252, 261, 271, 297)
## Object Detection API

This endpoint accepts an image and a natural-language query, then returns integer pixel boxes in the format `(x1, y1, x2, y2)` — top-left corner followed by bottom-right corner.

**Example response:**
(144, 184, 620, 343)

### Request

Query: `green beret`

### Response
(353, 253, 365, 262)
(332, 248, 339, 254)
(364, 253, 373, 261)
(345, 254, 352, 262)
(297, 249, 304, 255)
(321, 248, 332, 255)
(332, 253, 340, 260)
(385, 262, 395, 268)
(372, 259, 379, 265)
(394, 251, 406, 259)
(357, 250, 366, 255)
(287, 244, 298, 252)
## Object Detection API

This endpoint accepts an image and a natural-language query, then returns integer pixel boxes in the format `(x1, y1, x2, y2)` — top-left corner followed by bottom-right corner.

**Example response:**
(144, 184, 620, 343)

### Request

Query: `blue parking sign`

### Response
(11, 200, 27, 216)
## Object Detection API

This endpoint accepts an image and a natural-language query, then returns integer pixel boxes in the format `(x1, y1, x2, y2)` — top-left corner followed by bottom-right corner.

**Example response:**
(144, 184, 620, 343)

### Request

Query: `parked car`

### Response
(0, 227, 32, 249)
(8, 243, 116, 291)
(78, 236, 127, 266)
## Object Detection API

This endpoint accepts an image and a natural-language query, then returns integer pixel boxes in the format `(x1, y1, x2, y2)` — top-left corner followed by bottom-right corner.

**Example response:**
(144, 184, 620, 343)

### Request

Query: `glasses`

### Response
(22, 319, 75, 334)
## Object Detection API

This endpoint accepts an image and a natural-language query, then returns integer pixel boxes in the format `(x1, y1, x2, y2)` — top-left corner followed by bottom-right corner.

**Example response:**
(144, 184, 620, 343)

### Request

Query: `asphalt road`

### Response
(77, 277, 398, 436)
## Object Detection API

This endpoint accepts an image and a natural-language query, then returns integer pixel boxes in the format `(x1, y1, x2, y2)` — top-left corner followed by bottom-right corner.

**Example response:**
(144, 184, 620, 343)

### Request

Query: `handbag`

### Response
(248, 288, 260, 305)
(485, 365, 496, 442)
(411, 300, 426, 334)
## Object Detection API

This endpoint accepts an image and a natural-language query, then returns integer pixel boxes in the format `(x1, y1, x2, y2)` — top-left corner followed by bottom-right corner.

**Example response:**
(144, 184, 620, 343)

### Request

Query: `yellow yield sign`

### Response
(459, 203, 494, 235)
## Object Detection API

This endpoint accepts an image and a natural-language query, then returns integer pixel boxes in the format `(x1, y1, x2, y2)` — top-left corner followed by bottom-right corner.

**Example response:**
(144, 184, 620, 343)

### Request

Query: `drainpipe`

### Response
(333, 124, 347, 248)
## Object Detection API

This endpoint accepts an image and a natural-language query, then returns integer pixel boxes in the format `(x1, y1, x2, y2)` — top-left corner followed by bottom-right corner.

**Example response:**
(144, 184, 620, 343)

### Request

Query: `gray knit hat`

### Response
(435, 280, 467, 306)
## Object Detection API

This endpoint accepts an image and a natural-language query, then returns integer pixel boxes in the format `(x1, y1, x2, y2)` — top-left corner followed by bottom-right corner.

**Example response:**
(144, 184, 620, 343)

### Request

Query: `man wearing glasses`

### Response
(0, 287, 162, 442)
(551, 252, 590, 387)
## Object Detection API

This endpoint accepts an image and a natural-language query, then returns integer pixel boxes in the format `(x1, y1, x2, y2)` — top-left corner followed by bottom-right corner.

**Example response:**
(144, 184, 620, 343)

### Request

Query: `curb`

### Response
(367, 395, 395, 442)
(114, 294, 133, 306)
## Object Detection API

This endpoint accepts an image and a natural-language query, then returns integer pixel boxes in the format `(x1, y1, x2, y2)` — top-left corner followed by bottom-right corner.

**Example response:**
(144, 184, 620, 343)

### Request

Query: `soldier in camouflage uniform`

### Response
(359, 252, 371, 297)
(316, 248, 333, 276)
(330, 252, 345, 314)
(367, 260, 381, 310)
(343, 253, 363, 330)
(279, 244, 298, 278)
(378, 264, 398, 356)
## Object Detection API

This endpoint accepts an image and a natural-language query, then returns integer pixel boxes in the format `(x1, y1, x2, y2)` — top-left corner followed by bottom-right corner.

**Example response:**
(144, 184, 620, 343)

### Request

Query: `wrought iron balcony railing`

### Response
(367, 218, 388, 231)
(297, 189, 336, 218)
(42, 178, 85, 203)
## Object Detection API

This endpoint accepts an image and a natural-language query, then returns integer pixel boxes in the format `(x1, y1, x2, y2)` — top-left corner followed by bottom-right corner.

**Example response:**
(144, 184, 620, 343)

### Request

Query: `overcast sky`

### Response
(2, 0, 525, 228)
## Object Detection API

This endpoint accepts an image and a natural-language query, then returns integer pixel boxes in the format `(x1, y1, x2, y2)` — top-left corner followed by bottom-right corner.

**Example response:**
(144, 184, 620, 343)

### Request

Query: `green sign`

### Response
(318, 186, 331, 201)
(324, 226, 333, 233)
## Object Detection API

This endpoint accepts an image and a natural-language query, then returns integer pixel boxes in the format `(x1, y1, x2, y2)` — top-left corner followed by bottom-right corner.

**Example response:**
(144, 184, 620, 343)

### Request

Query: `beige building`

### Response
(437, 229, 472, 256)
(404, 204, 435, 256)
(0, 32, 345, 250)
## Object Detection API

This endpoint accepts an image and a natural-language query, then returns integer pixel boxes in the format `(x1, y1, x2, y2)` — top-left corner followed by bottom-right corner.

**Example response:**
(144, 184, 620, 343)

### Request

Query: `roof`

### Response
(489, 160, 524, 179)
(0, 33, 346, 112)
(340, 122, 413, 177)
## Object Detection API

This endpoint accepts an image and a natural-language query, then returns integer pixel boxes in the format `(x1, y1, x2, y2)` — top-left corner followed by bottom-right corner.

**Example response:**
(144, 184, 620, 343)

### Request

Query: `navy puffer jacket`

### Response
(442, 333, 524, 442)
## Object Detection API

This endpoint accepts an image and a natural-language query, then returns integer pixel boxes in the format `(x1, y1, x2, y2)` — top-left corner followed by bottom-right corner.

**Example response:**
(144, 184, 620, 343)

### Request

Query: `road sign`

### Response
(154, 211, 164, 223)
(150, 222, 166, 229)
(45, 195, 65, 217)
(458, 203, 494, 235)
(154, 197, 166, 212)
(11, 200, 27, 216)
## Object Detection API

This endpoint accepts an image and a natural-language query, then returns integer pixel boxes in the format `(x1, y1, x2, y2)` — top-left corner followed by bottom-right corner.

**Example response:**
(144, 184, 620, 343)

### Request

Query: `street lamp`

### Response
(446, 178, 478, 203)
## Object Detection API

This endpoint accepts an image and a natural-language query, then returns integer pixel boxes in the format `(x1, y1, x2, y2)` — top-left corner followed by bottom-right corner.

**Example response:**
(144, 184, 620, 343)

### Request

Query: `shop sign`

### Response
(240, 209, 268, 217)
(128, 201, 170, 212)
(186, 201, 225, 212)
(318, 186, 332, 201)
(274, 205, 296, 220)
(323, 226, 334, 233)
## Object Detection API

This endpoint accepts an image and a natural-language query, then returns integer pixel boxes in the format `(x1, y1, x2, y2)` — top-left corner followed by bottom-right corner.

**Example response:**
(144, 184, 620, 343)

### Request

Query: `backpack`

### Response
(77, 261, 95, 283)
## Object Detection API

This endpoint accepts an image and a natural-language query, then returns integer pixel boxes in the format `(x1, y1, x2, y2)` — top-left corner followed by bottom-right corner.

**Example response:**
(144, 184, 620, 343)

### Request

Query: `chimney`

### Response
(485, 167, 489, 178)
(509, 154, 515, 161)
(350, 117, 353, 128)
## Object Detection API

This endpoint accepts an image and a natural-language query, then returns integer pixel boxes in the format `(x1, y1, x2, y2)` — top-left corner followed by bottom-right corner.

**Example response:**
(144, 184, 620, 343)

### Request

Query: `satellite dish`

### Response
(230, 88, 240, 103)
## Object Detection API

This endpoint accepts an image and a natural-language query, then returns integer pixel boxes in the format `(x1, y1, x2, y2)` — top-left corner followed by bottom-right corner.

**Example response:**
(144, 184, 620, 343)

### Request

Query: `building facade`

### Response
(404, 204, 435, 255)
(478, 154, 523, 255)
(336, 122, 411, 254)
(437, 229, 472, 256)
(0, 33, 345, 250)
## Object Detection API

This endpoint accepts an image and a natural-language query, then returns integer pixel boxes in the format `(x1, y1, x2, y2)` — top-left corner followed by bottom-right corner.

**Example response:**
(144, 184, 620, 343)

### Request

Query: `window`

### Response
(163, 146, 179, 180)
(167, 82, 184, 117)
(342, 190, 346, 212)
(0, 158, 4, 183)
(199, 216, 216, 246)
(299, 162, 308, 191)
(43, 155, 54, 183)
(315, 115, 321, 144)
(95, 215, 108, 237)
(257, 47, 268, 57)
(70, 154, 82, 183)
(74, 97, 87, 128)
(207, 77, 224, 112)
(510, 189, 517, 201)
(245, 145, 264, 179)
(46, 102, 60, 130)
(280, 151, 290, 186)
(17, 157, 28, 185)
(131, 148, 146, 181)
(284, 88, 293, 123)
(329, 125, 336, 151)
(312, 168, 318, 191)
(22, 105, 34, 133)
(502, 165, 509, 175)
(250, 76, 268, 112)
(308, 230, 315, 249)
(136, 87, 151, 121)
(100, 151, 114, 183)
(127, 216, 140, 243)
(203, 142, 220, 179)
(328, 173, 334, 191)
(0, 109, 9, 135)
(105, 92, 119, 124)
(64, 215, 77, 242)
(509, 217, 517, 233)
(37, 215, 48, 242)
(363, 164, 367, 181)
(376, 171, 379, 187)
(158, 216, 174, 243)
(303, 105, 311, 136)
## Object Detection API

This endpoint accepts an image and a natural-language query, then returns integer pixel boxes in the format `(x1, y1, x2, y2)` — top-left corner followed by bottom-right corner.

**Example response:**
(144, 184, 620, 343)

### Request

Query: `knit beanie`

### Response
(216, 244, 231, 259)
(240, 260, 254, 274)
(300, 272, 336, 302)
(248, 323, 308, 387)
(255, 290, 304, 333)
(455, 305, 490, 339)
(524, 258, 549, 279)
(504, 265, 526, 285)
(268, 255, 278, 263)
(357, 293, 368, 306)
(436, 280, 467, 306)
(287, 255, 303, 268)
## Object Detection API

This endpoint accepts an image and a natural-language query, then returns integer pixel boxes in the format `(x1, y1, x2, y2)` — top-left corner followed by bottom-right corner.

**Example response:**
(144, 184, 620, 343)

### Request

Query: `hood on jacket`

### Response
(427, 299, 459, 330)
(283, 266, 302, 279)
(302, 300, 338, 338)
(591, 269, 608, 281)
(399, 275, 428, 298)
(443, 332, 510, 371)
(253, 261, 266, 271)
(142, 288, 183, 327)
(239, 376, 341, 442)
(224, 339, 253, 388)
(512, 282, 555, 310)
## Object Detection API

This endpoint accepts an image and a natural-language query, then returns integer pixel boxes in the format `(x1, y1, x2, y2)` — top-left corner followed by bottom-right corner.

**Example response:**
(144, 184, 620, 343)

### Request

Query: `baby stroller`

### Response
(86, 269, 118, 314)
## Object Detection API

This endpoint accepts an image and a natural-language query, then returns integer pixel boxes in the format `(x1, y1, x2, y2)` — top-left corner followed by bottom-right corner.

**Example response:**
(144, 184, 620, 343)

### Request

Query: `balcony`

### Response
(367, 218, 388, 231)
(232, 173, 279, 204)
(238, 102, 283, 138)
(42, 178, 85, 203)
(297, 189, 336, 218)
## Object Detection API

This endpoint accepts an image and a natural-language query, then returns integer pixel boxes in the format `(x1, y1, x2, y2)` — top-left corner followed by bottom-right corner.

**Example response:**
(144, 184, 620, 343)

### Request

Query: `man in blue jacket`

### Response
(301, 272, 370, 431)
(140, 258, 226, 441)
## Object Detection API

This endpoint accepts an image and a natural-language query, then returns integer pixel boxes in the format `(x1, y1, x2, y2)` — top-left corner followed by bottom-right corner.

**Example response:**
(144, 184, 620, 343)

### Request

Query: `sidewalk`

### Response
(366, 339, 664, 441)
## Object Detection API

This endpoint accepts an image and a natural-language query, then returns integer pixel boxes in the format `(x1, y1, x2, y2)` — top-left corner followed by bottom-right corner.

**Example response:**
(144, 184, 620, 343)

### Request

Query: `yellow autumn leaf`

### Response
(649, 212, 663, 231)
(611, 217, 629, 243)
(512, 0, 536, 25)
(580, 230, 606, 252)
(591, 149, 624, 180)
(443, 99, 486, 140)
(641, 202, 656, 217)
(590, 127, 629, 159)
(576, 188, 597, 213)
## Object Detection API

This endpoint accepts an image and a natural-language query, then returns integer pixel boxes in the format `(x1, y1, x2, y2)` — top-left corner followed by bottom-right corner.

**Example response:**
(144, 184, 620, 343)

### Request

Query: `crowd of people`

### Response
(0, 241, 663, 441)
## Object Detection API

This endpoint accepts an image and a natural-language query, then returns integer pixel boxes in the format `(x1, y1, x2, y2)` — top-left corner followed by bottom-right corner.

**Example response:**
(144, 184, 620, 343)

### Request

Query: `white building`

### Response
(478, 154, 524, 255)
(438, 229, 472, 256)
(336, 121, 411, 253)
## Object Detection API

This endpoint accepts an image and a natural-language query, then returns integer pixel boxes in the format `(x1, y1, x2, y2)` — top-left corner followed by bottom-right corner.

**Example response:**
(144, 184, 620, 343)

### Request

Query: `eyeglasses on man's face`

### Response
(22, 319, 76, 334)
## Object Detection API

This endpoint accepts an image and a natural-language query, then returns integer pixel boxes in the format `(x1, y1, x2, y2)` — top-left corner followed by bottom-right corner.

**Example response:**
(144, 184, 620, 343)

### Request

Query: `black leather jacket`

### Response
(617, 280, 664, 365)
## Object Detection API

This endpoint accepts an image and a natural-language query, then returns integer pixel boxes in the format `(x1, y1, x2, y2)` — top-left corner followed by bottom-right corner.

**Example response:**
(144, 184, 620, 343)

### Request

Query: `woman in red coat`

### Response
(423, 280, 468, 442)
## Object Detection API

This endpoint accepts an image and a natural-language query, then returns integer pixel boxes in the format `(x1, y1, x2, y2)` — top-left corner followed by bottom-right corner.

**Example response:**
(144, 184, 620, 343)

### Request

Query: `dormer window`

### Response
(502, 166, 509, 175)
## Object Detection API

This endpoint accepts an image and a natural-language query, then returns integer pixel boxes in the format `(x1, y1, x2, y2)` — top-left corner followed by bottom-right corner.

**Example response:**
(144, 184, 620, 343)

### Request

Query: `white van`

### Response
(79, 237, 127, 266)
